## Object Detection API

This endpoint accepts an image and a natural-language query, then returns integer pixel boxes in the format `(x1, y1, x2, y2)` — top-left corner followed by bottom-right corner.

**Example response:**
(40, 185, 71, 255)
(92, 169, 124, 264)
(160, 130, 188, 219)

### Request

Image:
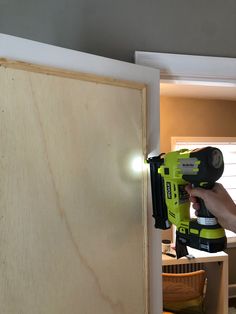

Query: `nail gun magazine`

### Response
(147, 147, 226, 258)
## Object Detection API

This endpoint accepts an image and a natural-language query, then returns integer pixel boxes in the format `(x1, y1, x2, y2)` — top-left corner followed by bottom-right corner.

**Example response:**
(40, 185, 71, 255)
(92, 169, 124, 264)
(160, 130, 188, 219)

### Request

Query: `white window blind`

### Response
(172, 137, 236, 239)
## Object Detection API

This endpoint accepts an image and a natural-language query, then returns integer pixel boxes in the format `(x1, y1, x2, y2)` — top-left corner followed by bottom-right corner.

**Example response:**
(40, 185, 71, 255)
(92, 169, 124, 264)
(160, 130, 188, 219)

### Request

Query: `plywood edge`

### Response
(0, 58, 147, 91)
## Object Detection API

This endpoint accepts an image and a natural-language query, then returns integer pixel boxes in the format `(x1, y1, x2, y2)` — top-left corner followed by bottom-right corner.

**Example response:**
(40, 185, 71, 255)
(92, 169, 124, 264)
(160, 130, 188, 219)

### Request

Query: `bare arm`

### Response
(185, 183, 236, 232)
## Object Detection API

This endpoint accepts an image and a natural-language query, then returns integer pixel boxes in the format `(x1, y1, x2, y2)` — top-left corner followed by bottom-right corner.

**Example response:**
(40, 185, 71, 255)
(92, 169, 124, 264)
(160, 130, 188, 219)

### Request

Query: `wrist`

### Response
(223, 203, 236, 233)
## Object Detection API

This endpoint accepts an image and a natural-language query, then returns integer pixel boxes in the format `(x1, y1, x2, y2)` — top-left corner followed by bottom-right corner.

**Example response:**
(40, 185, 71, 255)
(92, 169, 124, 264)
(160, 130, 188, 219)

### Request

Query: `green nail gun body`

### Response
(147, 147, 226, 258)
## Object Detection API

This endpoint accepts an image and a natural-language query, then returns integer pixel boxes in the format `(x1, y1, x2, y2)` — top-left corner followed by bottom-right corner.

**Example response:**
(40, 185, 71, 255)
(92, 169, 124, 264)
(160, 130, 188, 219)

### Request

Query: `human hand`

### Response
(185, 183, 236, 232)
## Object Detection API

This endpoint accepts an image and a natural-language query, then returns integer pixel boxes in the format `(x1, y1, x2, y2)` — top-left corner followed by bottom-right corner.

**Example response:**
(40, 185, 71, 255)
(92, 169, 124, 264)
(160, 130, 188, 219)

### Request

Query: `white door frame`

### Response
(135, 51, 236, 86)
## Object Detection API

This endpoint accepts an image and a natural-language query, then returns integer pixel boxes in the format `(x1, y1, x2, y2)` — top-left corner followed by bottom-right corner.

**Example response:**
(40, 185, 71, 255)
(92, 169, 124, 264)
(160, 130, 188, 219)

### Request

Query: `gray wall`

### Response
(0, 0, 236, 62)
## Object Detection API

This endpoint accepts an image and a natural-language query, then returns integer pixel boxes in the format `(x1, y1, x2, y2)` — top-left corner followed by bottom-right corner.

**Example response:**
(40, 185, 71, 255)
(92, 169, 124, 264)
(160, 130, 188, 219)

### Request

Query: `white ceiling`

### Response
(160, 82, 236, 101)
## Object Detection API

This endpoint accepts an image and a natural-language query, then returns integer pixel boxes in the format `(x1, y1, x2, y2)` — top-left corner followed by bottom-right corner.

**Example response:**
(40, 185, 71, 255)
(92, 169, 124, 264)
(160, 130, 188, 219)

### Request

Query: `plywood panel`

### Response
(0, 62, 147, 314)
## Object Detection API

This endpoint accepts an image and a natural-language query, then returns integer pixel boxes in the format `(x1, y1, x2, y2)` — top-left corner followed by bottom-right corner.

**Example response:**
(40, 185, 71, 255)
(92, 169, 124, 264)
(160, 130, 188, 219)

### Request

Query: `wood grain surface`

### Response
(0, 63, 147, 314)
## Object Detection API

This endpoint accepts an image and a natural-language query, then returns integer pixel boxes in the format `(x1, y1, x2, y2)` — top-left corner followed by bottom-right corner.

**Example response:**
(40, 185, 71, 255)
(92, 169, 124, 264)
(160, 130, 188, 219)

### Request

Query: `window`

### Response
(172, 137, 236, 245)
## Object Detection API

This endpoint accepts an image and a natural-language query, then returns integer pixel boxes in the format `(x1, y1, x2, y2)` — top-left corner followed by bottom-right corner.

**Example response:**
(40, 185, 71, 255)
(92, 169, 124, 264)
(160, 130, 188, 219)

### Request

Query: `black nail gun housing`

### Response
(147, 155, 171, 230)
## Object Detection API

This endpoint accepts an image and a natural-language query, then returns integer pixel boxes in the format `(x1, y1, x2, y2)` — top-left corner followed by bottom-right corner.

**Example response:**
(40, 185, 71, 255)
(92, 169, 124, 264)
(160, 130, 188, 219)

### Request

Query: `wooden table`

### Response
(162, 248, 228, 314)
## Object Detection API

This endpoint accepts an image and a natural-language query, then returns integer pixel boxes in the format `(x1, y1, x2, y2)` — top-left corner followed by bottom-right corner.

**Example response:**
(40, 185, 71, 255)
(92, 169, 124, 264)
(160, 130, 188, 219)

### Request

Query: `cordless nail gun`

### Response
(147, 147, 226, 258)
